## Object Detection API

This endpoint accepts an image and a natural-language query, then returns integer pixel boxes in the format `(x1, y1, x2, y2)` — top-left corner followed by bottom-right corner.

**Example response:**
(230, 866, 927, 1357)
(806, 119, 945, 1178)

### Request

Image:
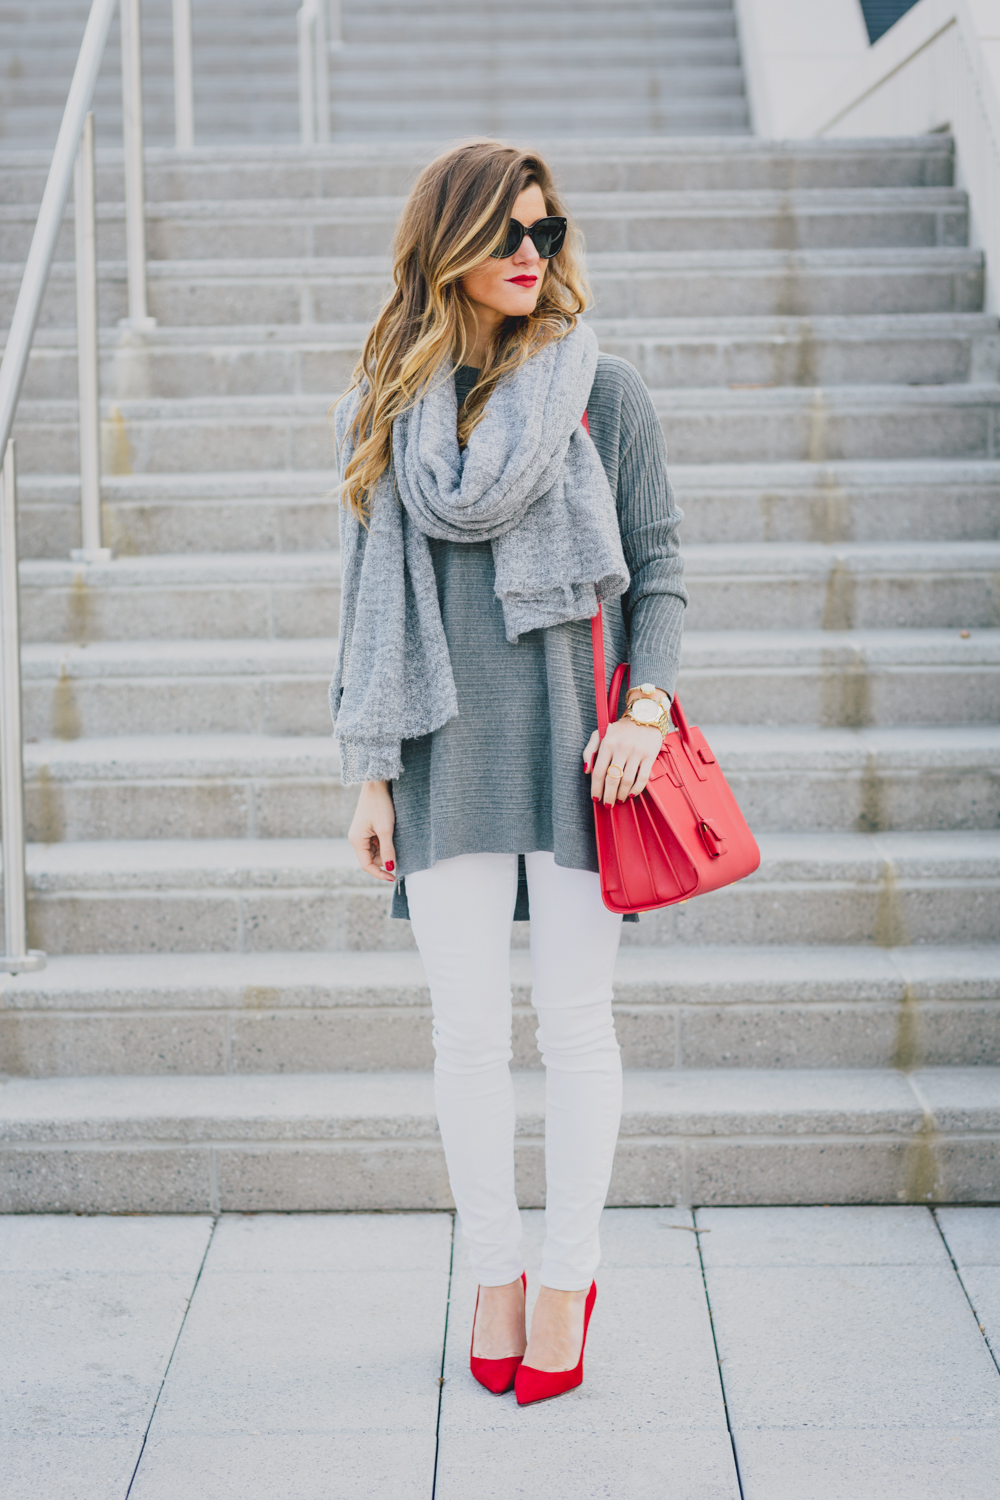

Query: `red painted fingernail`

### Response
(385, 860, 394, 872)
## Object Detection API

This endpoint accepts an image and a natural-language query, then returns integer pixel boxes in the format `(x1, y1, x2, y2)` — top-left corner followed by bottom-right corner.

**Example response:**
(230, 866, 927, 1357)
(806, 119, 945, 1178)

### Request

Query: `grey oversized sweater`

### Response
(385, 352, 686, 919)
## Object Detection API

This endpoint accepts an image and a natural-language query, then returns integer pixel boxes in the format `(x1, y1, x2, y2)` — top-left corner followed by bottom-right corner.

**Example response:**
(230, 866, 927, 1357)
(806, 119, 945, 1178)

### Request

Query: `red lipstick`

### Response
(507, 275, 537, 287)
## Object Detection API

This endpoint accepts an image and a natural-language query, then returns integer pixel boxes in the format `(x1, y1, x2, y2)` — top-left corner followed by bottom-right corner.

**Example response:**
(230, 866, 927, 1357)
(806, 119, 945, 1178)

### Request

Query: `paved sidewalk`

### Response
(2, 1207, 998, 1499)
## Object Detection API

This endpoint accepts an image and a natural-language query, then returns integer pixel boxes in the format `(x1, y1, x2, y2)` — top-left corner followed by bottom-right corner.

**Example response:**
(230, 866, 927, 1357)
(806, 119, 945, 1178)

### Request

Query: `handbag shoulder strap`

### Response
(591, 602, 610, 737)
(584, 407, 687, 747)
(582, 410, 612, 737)
(582, 408, 629, 735)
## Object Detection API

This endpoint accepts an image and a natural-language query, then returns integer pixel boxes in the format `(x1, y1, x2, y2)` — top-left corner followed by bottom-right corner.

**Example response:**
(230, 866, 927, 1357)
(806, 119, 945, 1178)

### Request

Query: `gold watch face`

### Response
(630, 699, 662, 725)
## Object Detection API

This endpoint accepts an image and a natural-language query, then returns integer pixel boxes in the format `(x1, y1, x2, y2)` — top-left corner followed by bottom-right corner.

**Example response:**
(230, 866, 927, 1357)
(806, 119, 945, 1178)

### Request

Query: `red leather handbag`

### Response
(589, 602, 761, 915)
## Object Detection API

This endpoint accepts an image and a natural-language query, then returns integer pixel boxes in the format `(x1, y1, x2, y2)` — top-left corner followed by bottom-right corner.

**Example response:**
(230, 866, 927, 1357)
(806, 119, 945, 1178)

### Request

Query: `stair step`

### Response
(679, 628, 1000, 726)
(0, 137, 956, 202)
(19, 629, 998, 738)
(7, 247, 983, 330)
(652, 383, 1000, 465)
(12, 315, 998, 401)
(2, 1066, 997, 1212)
(3, 102, 751, 151)
(20, 551, 340, 643)
(1, 44, 746, 87)
(16, 541, 998, 642)
(702, 724, 1000, 832)
(12, 831, 1000, 954)
(17, 469, 340, 559)
(336, 37, 744, 67)
(322, 66, 749, 105)
(12, 381, 1000, 474)
(671, 460, 1000, 545)
(44, 180, 969, 268)
(2, 946, 998, 1078)
(599, 314, 1000, 390)
(23, 734, 348, 842)
(16, 461, 998, 558)
(18, 726, 1000, 841)
(349, 0, 737, 12)
(21, 636, 333, 738)
(681, 541, 1000, 631)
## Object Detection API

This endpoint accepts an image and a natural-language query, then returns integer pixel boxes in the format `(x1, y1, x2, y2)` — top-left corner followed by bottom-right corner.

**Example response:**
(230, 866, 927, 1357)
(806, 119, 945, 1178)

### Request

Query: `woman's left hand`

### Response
(584, 717, 665, 805)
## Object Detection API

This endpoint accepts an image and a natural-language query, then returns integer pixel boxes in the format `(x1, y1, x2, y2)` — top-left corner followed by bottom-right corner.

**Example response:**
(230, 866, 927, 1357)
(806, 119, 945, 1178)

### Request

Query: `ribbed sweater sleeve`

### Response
(587, 354, 687, 700)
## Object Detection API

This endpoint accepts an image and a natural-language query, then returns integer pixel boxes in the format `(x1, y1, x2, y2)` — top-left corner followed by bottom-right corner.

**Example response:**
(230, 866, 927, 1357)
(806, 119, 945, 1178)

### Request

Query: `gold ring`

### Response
(608, 764, 624, 777)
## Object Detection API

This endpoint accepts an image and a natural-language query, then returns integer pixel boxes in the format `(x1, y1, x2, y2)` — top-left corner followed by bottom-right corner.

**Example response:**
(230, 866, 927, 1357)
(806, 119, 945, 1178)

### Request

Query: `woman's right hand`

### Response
(348, 780, 397, 882)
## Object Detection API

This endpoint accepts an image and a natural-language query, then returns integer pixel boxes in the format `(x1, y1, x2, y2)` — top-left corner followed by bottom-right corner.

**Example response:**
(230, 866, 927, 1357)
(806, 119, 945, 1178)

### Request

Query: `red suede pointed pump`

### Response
(514, 1281, 597, 1406)
(469, 1272, 527, 1395)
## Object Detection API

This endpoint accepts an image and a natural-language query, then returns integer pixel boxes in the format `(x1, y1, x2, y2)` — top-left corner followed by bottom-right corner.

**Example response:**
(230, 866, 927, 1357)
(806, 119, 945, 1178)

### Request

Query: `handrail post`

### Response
(298, 2, 316, 146)
(329, 0, 344, 48)
(299, 0, 330, 145)
(0, 442, 45, 975)
(73, 112, 111, 564)
(120, 0, 155, 328)
(314, 0, 331, 144)
(172, 0, 195, 150)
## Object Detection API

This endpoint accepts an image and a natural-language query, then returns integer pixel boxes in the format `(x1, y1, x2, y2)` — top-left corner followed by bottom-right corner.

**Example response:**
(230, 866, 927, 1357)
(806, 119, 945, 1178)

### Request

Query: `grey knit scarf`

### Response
(330, 321, 629, 784)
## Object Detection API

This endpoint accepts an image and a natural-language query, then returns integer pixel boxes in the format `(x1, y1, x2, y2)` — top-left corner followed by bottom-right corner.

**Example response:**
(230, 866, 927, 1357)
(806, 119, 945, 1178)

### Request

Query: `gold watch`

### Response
(623, 683, 672, 738)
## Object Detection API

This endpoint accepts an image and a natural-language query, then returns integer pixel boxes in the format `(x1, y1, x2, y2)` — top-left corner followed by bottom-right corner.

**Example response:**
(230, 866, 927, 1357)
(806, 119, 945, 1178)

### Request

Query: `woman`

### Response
(331, 141, 685, 1405)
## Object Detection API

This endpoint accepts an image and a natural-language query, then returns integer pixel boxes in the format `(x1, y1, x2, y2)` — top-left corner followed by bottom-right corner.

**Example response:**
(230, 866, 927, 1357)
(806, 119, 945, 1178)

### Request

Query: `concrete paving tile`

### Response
(131, 1431, 436, 1500)
(0, 1269, 209, 1433)
(0, 1215, 213, 1500)
(697, 1204, 947, 1265)
(145, 1273, 444, 1429)
(694, 1210, 1000, 1495)
(0, 1433, 148, 1500)
(935, 1207, 1000, 1263)
(434, 1431, 740, 1500)
(936, 1210, 1000, 1361)
(204, 1208, 450, 1271)
(0, 1212, 213, 1271)
(705, 1263, 1000, 1428)
(597, 1205, 709, 1268)
(131, 1213, 449, 1497)
(949, 1264, 1000, 1363)
(734, 1429, 1000, 1500)
(695, 1209, 1000, 1490)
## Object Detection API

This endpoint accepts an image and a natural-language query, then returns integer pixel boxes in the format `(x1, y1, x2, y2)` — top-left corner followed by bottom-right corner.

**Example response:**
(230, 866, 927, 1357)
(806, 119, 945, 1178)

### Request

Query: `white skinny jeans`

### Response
(405, 850, 623, 1291)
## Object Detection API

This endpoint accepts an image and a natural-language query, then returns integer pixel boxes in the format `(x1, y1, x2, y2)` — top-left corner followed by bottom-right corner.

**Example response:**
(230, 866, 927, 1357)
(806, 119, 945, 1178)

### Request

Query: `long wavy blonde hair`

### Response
(339, 139, 590, 522)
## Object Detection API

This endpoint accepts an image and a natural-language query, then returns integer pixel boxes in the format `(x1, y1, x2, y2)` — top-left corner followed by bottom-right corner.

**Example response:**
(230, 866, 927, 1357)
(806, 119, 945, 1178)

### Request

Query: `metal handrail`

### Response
(0, 0, 121, 971)
(0, 0, 119, 465)
(0, 0, 121, 975)
(0, 0, 154, 971)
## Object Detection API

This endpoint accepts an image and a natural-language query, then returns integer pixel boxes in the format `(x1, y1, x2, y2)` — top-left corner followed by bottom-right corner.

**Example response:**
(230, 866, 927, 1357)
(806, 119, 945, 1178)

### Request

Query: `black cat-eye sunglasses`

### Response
(490, 215, 568, 260)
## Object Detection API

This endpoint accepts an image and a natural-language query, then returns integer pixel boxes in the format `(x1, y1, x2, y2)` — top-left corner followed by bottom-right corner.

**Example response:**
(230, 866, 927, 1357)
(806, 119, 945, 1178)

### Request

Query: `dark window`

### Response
(859, 1, 921, 43)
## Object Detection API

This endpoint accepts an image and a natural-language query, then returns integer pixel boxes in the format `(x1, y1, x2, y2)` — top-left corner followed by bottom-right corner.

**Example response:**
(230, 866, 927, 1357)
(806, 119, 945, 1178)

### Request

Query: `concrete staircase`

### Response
(1, 2, 999, 1212)
(0, 0, 749, 146)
